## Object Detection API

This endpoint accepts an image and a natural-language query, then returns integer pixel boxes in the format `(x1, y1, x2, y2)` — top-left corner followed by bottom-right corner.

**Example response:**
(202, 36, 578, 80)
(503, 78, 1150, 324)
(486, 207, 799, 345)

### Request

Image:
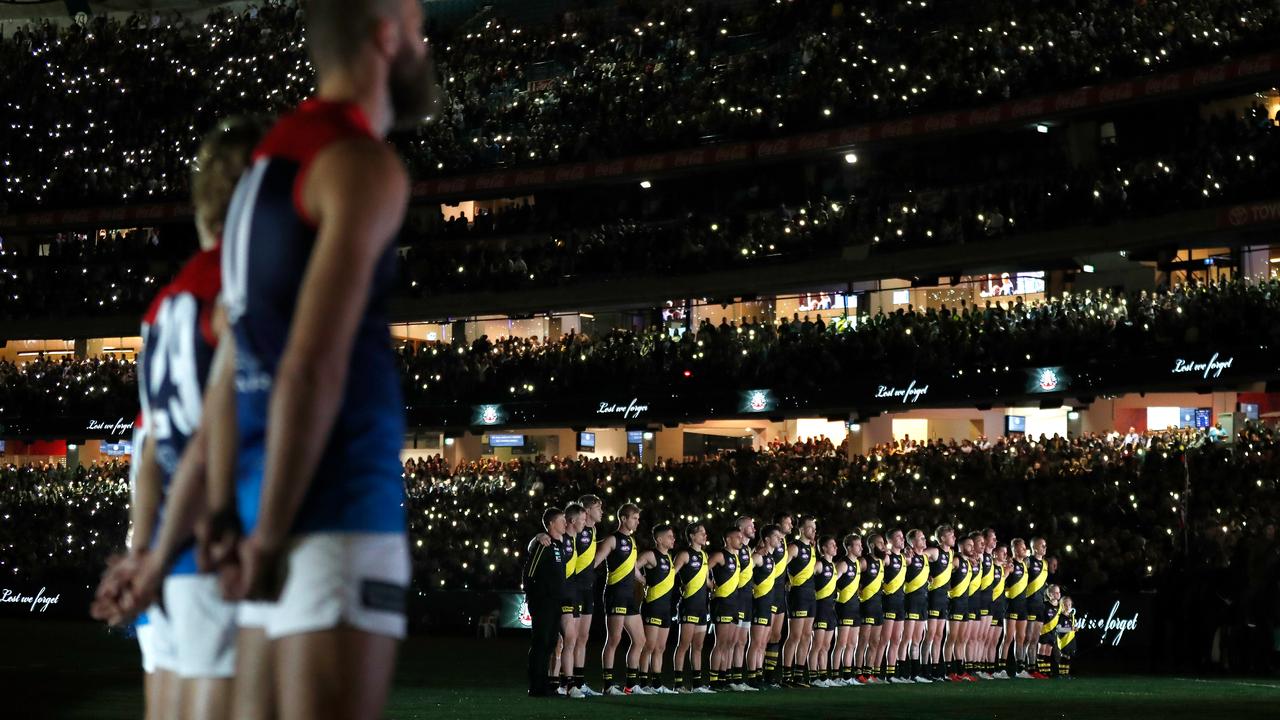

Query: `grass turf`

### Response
(6, 620, 1279, 719)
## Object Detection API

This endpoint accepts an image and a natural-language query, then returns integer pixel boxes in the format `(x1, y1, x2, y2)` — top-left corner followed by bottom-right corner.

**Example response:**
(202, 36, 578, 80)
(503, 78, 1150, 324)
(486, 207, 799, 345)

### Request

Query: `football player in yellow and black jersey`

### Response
(708, 526, 748, 691)
(1033, 583, 1062, 680)
(1055, 594, 1078, 679)
(555, 504, 587, 697)
(855, 534, 885, 684)
(975, 527, 1000, 679)
(781, 516, 818, 687)
(570, 494, 604, 695)
(833, 534, 863, 686)
(876, 529, 908, 682)
(809, 536, 840, 687)
(901, 529, 932, 683)
(1001, 538, 1030, 678)
(944, 534, 974, 682)
(672, 523, 714, 694)
(747, 525, 784, 689)
(764, 512, 794, 684)
(730, 516, 756, 691)
(636, 524, 682, 694)
(923, 524, 955, 681)
(987, 543, 1011, 679)
(1023, 537, 1051, 679)
(963, 533, 985, 677)
(593, 503, 646, 695)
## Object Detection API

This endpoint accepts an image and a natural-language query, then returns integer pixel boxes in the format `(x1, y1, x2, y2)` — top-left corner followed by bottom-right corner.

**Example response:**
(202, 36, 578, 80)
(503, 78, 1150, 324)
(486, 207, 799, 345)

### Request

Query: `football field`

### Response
(7, 621, 1279, 719)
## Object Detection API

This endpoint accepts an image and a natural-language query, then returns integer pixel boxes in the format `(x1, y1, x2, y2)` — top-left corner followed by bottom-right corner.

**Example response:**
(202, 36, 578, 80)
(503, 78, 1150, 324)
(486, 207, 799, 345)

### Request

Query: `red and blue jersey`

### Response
(221, 98, 406, 536)
(138, 247, 221, 575)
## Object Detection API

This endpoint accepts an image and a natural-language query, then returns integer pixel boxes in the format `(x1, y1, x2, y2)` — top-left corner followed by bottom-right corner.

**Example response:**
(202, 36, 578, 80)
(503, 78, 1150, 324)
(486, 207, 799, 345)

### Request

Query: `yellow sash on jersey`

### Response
(683, 551, 709, 598)
(1026, 560, 1049, 596)
(712, 558, 740, 598)
(991, 572, 1007, 602)
(789, 548, 816, 588)
(882, 555, 906, 595)
(948, 565, 971, 598)
(859, 566, 883, 602)
(573, 527, 596, 574)
(737, 550, 753, 593)
(753, 558, 776, 598)
(645, 554, 675, 603)
(1040, 607, 1061, 639)
(967, 565, 981, 598)
(980, 561, 995, 591)
(768, 547, 788, 589)
(1056, 630, 1076, 651)
(837, 562, 861, 604)
(1006, 561, 1028, 599)
(815, 568, 838, 600)
(928, 553, 952, 590)
(904, 563, 929, 594)
(565, 542, 578, 579)
(607, 541, 636, 586)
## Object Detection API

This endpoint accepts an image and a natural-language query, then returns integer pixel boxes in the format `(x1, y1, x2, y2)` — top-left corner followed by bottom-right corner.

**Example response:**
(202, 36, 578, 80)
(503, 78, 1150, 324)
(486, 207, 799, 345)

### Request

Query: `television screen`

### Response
(488, 434, 525, 448)
(627, 431, 645, 444)
(1240, 403, 1259, 421)
(577, 432, 596, 451)
(101, 441, 132, 457)
(1006, 415, 1026, 433)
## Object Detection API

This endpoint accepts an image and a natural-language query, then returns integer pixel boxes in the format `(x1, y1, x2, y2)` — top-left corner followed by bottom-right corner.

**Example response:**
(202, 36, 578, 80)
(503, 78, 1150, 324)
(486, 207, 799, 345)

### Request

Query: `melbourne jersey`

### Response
(221, 98, 405, 534)
(138, 248, 221, 574)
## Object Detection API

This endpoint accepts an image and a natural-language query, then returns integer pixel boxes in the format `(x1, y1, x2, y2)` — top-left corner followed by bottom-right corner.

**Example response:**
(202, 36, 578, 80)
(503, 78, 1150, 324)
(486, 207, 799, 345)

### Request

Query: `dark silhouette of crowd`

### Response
(1, 0, 1277, 211)
(0, 277, 1275, 425)
(2, 426, 1276, 673)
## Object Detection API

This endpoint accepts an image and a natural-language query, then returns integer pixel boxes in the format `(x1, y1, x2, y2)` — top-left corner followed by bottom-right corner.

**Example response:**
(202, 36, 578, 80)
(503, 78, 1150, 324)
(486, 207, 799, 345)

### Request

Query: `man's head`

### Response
(564, 503, 585, 535)
(653, 523, 675, 553)
(798, 516, 817, 542)
(774, 512, 794, 535)
(306, 0, 440, 129)
(543, 507, 565, 535)
(820, 535, 838, 559)
(907, 529, 926, 553)
(1012, 538, 1027, 559)
(192, 116, 263, 248)
(617, 503, 641, 533)
(736, 515, 756, 542)
(686, 522, 707, 547)
(844, 533, 863, 558)
(724, 527, 744, 552)
(579, 494, 603, 524)
(889, 528, 905, 551)
(935, 524, 955, 548)
(1032, 537, 1047, 557)
(759, 524, 784, 552)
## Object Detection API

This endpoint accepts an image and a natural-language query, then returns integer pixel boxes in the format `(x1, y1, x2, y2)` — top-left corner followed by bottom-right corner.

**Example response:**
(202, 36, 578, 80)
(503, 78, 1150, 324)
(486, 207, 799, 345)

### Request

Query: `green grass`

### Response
(6, 620, 1280, 719)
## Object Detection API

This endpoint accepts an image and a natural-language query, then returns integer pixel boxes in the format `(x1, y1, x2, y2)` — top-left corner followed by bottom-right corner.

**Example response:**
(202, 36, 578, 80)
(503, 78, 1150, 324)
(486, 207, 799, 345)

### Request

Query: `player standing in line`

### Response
(855, 533, 885, 683)
(570, 495, 604, 695)
(808, 536, 840, 687)
(206, 3, 441, 716)
(901, 529, 932, 683)
(636, 524, 681, 694)
(763, 512, 794, 685)
(922, 524, 955, 680)
(730, 516, 756, 691)
(672, 523, 713, 694)
(1002, 538, 1030, 678)
(595, 504, 646, 695)
(832, 533, 863, 686)
(707, 527, 744, 691)
(781, 517, 818, 687)
(747, 525, 783, 689)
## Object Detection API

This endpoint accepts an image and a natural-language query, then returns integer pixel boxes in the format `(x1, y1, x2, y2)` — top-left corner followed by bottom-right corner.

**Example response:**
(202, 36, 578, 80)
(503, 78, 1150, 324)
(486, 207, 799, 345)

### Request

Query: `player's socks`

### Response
(625, 668, 638, 689)
(782, 665, 793, 684)
(1060, 659, 1071, 677)
(1036, 654, 1051, 676)
(575, 667, 585, 688)
(602, 669, 615, 689)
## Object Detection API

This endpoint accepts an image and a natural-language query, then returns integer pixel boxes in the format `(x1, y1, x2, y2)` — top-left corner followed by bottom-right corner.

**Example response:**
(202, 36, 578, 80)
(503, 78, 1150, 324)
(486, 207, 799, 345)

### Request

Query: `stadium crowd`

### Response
(2, 426, 1277, 673)
(0, 277, 1274, 424)
(2, 0, 1277, 210)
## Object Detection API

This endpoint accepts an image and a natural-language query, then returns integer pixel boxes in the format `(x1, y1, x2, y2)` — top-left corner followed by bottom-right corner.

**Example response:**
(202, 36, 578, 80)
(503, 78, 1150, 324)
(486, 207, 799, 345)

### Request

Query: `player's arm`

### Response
(91, 432, 162, 624)
(592, 536, 615, 568)
(127, 433, 163, 554)
(788, 542, 799, 559)
(673, 552, 689, 573)
(248, 139, 409, 564)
